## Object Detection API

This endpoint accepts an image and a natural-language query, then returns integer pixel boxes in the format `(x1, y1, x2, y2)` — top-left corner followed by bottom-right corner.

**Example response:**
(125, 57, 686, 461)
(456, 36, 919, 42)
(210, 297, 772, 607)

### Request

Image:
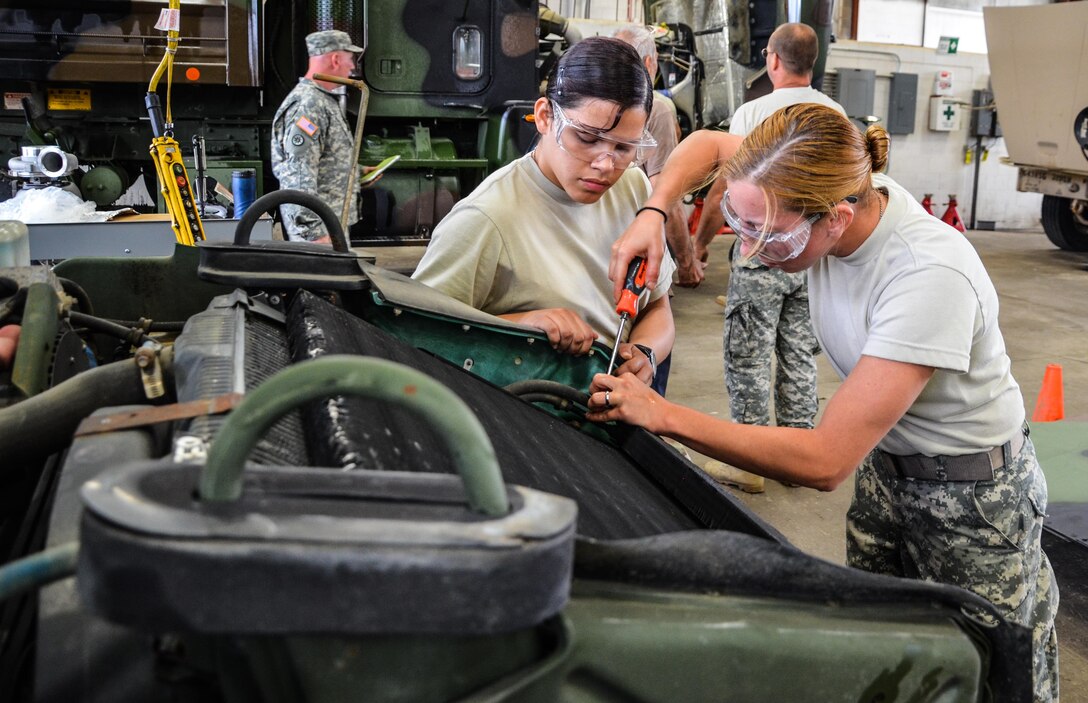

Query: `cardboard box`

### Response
(984, 3, 1088, 174)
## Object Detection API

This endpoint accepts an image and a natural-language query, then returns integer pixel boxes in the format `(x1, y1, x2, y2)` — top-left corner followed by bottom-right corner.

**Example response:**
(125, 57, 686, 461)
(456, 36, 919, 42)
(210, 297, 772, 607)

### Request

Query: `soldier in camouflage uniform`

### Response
(723, 240, 819, 429)
(271, 30, 363, 243)
(590, 103, 1058, 701)
(699, 25, 846, 492)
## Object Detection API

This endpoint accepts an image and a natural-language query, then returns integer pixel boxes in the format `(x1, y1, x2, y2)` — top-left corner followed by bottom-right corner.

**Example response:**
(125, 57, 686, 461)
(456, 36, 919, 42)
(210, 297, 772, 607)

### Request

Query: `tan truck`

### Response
(985, 2, 1088, 251)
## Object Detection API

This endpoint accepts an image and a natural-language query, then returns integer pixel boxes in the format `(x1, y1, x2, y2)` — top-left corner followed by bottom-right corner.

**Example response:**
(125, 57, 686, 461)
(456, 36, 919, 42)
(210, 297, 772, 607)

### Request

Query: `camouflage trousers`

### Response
(847, 431, 1059, 702)
(722, 258, 818, 428)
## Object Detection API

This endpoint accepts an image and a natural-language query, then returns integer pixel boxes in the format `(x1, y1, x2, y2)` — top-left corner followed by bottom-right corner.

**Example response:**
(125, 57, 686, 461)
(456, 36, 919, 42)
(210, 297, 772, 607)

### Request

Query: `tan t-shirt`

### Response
(413, 153, 675, 348)
(642, 92, 680, 179)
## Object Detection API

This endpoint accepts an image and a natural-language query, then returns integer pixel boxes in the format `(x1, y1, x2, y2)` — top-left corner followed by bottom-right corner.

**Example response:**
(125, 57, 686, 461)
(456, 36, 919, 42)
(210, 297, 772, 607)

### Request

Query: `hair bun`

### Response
(865, 125, 890, 173)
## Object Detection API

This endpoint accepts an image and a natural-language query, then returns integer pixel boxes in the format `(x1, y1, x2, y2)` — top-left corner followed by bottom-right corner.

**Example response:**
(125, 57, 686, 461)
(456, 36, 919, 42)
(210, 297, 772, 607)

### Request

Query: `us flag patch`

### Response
(296, 116, 318, 136)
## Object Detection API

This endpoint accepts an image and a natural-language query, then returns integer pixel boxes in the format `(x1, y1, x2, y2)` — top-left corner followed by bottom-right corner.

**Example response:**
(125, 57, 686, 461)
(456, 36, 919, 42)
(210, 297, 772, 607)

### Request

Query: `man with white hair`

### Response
(614, 26, 704, 288)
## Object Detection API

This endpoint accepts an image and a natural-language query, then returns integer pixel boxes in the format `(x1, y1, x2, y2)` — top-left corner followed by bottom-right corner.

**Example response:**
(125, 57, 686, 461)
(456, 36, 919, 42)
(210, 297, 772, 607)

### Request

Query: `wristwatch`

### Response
(633, 343, 657, 382)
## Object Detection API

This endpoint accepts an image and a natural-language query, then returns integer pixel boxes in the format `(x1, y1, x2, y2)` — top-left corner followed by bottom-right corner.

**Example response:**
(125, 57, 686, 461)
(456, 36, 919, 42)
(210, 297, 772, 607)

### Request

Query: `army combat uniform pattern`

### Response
(848, 431, 1058, 702)
(271, 78, 358, 241)
(722, 242, 819, 429)
(720, 89, 843, 431)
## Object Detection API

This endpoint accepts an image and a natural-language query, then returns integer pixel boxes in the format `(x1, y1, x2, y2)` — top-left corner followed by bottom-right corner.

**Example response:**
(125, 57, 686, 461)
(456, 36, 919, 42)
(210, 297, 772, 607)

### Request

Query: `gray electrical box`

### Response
(835, 68, 876, 124)
(970, 88, 1001, 137)
(887, 73, 918, 135)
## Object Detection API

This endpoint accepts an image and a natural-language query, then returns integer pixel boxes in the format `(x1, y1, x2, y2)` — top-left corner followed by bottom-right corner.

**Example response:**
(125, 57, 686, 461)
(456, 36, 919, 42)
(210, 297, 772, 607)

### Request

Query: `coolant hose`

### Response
(505, 380, 590, 410)
(69, 311, 154, 347)
(0, 349, 174, 466)
(200, 355, 509, 516)
(0, 542, 78, 603)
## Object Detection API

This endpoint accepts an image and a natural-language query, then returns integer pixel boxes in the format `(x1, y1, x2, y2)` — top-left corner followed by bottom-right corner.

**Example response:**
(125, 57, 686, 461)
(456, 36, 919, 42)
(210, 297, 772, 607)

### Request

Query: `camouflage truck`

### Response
(0, 1, 710, 246)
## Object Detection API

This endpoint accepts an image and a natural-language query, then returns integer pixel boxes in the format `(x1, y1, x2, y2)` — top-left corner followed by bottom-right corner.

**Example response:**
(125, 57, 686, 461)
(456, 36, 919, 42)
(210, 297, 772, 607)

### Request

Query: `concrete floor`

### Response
(367, 227, 1088, 699)
(665, 228, 1088, 701)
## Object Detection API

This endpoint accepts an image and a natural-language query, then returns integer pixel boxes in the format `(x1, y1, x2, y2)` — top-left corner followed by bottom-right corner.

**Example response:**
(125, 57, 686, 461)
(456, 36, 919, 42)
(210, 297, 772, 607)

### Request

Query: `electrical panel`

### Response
(970, 88, 1001, 137)
(835, 68, 876, 123)
(887, 73, 918, 135)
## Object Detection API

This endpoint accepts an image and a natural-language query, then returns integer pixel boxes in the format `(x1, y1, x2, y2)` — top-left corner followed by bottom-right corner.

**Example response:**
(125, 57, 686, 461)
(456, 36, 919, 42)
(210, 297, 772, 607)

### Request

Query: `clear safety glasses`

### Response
(721, 190, 823, 263)
(550, 101, 657, 170)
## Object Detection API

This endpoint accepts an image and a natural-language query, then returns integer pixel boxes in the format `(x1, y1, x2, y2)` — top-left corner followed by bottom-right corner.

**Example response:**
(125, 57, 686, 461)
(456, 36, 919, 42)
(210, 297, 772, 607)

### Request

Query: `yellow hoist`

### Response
(145, 0, 205, 246)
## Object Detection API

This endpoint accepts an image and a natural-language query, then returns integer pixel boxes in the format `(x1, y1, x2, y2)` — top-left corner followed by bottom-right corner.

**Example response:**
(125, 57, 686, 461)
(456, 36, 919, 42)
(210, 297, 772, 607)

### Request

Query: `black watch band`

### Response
(633, 343, 657, 381)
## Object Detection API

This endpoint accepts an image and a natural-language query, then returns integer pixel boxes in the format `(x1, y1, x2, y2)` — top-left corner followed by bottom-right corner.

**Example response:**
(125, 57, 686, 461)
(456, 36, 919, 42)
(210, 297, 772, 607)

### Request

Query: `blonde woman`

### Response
(592, 103, 1058, 701)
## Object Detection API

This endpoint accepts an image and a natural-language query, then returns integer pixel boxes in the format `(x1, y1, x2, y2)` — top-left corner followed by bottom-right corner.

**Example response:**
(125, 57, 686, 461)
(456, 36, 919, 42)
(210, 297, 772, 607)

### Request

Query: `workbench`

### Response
(27, 213, 274, 261)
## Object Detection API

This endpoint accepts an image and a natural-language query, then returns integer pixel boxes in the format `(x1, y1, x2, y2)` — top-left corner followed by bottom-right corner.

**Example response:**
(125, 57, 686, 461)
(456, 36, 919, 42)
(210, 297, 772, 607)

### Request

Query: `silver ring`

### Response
(604, 390, 612, 409)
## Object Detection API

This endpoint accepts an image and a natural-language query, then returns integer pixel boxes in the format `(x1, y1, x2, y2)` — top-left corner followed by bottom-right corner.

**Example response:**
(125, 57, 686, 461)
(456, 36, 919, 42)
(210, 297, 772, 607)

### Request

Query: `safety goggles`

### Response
(721, 190, 823, 263)
(550, 101, 657, 170)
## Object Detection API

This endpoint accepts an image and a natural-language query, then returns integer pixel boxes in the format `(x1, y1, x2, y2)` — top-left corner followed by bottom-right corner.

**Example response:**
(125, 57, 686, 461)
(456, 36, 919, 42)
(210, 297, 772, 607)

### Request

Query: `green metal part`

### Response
(78, 164, 131, 208)
(12, 283, 60, 398)
(185, 579, 987, 702)
(1031, 420, 1088, 502)
(358, 292, 611, 394)
(545, 581, 985, 702)
(362, 128, 487, 170)
(200, 355, 509, 516)
(52, 244, 232, 323)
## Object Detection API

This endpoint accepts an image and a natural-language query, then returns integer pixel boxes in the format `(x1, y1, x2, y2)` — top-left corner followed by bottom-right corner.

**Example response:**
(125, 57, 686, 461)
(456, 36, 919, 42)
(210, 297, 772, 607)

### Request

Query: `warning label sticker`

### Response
(47, 88, 92, 111)
(3, 92, 31, 111)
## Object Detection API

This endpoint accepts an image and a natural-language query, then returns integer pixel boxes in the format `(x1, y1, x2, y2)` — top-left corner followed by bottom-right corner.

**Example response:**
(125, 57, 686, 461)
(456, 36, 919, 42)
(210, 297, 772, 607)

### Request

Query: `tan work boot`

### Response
(703, 460, 765, 493)
(715, 294, 727, 307)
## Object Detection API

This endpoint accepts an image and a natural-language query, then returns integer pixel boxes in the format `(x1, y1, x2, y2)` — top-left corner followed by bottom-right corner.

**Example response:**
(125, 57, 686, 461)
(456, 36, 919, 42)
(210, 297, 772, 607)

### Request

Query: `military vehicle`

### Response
(0, 0, 712, 247)
(984, 2, 1088, 252)
(0, 1, 1043, 701)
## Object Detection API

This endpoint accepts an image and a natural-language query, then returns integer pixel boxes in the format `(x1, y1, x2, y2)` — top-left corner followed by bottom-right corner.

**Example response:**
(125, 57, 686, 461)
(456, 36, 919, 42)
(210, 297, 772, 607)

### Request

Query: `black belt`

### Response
(880, 430, 1026, 482)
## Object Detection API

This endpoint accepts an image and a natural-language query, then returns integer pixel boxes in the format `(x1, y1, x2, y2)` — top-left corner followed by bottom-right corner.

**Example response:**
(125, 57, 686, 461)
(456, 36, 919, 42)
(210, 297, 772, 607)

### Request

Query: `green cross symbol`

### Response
(943, 105, 955, 121)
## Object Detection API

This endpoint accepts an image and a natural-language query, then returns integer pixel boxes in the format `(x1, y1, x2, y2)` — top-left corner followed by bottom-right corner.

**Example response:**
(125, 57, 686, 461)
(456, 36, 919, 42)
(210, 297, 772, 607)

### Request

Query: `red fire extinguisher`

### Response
(940, 194, 966, 233)
(921, 194, 935, 216)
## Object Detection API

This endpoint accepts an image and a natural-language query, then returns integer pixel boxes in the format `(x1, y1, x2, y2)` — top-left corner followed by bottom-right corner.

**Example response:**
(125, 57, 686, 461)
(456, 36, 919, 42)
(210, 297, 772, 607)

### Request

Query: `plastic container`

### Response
(231, 169, 256, 219)
(0, 220, 30, 267)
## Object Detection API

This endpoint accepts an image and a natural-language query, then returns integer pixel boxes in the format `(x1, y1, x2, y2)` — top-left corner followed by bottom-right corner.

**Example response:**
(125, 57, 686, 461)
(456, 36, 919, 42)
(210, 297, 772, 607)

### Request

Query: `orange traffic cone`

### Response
(1031, 364, 1065, 422)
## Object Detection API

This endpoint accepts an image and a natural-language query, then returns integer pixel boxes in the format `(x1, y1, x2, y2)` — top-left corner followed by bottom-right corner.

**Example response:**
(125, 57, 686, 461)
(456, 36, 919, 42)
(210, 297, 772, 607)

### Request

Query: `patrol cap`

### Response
(306, 30, 364, 57)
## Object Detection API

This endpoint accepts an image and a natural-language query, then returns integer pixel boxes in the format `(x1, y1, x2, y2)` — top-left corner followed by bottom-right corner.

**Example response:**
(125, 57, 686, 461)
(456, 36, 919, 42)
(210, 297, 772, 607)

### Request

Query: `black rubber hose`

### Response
(0, 351, 174, 466)
(0, 287, 27, 325)
(505, 380, 591, 409)
(56, 277, 94, 316)
(105, 319, 186, 333)
(0, 276, 18, 298)
(69, 312, 154, 347)
(233, 189, 349, 253)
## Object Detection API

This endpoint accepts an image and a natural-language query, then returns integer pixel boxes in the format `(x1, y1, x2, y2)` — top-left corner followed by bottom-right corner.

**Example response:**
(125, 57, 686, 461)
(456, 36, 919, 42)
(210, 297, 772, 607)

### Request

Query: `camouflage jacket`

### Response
(270, 78, 358, 241)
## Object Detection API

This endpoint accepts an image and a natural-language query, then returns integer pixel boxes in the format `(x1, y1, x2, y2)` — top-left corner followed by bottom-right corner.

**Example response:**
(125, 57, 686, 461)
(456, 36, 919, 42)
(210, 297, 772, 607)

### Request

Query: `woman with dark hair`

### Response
(413, 37, 675, 388)
(593, 103, 1058, 701)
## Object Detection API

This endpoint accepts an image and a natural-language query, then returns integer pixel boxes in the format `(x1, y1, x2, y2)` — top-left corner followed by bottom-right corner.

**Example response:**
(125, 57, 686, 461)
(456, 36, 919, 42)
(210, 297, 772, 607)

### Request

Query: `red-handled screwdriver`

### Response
(606, 256, 648, 375)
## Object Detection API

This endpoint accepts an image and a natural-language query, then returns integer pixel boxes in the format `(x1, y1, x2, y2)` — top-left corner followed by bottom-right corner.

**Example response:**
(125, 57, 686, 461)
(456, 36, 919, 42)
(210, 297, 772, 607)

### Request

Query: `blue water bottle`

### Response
(232, 169, 256, 219)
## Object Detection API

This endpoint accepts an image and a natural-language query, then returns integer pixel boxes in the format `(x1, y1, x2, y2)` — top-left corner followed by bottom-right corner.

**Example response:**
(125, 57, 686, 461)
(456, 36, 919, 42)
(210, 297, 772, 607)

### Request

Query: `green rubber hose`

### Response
(0, 542, 79, 603)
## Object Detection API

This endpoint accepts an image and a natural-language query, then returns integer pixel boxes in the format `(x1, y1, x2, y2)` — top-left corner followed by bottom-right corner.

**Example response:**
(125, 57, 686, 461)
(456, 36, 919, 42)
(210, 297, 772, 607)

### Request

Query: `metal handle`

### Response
(200, 356, 509, 516)
(232, 189, 349, 252)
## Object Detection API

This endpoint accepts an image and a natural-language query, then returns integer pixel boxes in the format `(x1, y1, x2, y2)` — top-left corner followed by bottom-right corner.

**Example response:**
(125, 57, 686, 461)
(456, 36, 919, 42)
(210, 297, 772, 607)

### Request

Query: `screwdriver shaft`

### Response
(606, 314, 630, 376)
